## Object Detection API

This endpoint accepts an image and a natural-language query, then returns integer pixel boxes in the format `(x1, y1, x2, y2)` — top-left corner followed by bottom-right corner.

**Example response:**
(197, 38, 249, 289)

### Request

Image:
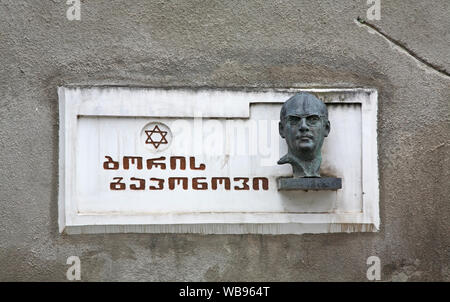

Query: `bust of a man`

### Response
(278, 93, 330, 178)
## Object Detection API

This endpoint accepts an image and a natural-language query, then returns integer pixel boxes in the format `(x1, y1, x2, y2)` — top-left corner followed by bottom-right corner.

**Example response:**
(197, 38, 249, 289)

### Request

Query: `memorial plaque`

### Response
(58, 87, 379, 234)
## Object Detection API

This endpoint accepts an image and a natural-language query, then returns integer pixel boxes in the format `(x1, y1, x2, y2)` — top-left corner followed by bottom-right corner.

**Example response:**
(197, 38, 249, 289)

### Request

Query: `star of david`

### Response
(145, 125, 168, 149)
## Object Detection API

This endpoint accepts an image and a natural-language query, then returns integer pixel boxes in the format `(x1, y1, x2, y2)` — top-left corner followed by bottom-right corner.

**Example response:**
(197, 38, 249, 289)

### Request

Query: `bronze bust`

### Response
(278, 93, 330, 178)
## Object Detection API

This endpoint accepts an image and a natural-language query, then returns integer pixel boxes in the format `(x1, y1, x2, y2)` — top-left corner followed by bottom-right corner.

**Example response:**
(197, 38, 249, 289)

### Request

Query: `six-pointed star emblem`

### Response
(145, 125, 168, 149)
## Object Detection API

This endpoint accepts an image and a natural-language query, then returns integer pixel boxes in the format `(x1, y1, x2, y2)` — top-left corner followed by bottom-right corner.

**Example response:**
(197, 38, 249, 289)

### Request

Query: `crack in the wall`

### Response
(355, 17, 450, 79)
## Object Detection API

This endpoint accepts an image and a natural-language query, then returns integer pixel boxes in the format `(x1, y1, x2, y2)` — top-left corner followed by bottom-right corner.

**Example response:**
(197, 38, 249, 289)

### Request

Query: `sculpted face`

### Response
(279, 93, 330, 160)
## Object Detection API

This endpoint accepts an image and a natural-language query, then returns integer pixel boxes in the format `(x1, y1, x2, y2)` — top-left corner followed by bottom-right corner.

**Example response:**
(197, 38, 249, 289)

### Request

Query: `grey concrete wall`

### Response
(0, 0, 449, 281)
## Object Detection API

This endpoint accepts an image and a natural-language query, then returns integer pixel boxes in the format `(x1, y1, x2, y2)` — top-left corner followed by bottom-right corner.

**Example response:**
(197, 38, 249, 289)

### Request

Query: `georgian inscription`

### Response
(103, 156, 269, 191)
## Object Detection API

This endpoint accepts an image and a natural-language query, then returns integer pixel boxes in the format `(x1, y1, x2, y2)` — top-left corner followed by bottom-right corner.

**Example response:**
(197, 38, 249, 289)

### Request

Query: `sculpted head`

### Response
(278, 93, 330, 177)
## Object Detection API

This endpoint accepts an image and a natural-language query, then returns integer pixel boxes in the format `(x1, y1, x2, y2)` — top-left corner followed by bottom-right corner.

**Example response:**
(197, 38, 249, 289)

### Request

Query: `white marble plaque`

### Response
(58, 87, 379, 234)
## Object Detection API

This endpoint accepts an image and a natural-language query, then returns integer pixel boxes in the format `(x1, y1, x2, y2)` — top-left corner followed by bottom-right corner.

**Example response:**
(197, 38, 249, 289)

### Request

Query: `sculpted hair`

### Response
(280, 93, 328, 123)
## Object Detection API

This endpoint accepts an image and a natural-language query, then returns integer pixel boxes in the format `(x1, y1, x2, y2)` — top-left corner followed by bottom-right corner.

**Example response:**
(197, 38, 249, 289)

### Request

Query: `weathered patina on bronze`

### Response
(278, 92, 330, 178)
(277, 177, 342, 191)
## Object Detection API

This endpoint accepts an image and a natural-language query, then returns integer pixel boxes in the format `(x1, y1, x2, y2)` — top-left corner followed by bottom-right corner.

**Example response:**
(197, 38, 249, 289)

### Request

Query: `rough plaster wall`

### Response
(0, 0, 449, 281)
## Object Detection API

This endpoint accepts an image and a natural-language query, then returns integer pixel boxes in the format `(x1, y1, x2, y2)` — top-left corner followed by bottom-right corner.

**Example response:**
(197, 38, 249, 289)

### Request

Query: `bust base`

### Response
(277, 177, 342, 191)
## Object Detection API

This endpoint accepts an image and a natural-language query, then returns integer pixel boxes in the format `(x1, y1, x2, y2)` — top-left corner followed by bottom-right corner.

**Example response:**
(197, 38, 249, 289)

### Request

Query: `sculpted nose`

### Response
(299, 118, 309, 132)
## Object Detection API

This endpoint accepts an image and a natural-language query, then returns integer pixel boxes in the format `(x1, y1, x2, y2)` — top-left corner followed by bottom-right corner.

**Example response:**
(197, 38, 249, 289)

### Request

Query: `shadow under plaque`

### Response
(277, 177, 342, 191)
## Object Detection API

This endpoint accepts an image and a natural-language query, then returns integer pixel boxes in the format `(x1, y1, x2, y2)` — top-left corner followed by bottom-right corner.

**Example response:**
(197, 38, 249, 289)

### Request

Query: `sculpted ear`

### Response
(324, 120, 331, 137)
(279, 121, 285, 138)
